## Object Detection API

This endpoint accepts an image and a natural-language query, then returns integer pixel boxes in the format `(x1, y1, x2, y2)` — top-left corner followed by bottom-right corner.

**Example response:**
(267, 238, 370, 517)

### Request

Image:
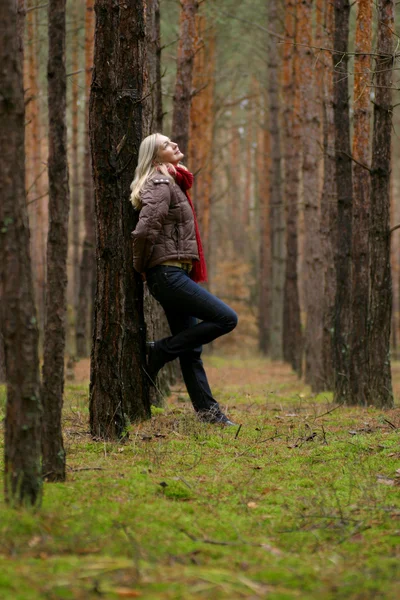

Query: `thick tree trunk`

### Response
(0, 0, 42, 505)
(333, 0, 353, 403)
(268, 0, 285, 361)
(320, 0, 337, 390)
(282, 0, 302, 375)
(349, 0, 372, 404)
(146, 0, 163, 132)
(41, 0, 70, 482)
(368, 0, 394, 407)
(298, 0, 323, 391)
(76, 0, 95, 358)
(89, 0, 151, 439)
(171, 0, 199, 159)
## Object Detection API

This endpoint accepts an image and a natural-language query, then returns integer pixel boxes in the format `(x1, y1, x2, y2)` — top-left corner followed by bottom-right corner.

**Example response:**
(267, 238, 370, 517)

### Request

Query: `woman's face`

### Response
(156, 135, 184, 166)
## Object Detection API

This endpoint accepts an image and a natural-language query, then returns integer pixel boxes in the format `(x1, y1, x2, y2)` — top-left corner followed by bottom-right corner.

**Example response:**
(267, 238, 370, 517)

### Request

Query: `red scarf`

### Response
(170, 165, 208, 283)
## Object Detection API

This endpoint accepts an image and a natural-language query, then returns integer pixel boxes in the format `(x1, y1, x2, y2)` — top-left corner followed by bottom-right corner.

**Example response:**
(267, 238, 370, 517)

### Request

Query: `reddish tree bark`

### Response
(333, 0, 353, 403)
(41, 0, 70, 482)
(171, 0, 199, 159)
(282, 0, 302, 375)
(89, 0, 151, 439)
(368, 0, 395, 407)
(1, 0, 42, 505)
(189, 15, 215, 260)
(350, 0, 372, 404)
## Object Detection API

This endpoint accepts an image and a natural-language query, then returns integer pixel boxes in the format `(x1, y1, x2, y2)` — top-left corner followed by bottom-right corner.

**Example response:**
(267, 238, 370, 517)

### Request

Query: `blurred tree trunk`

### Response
(1, 0, 42, 505)
(89, 0, 151, 439)
(41, 0, 70, 482)
(333, 0, 353, 403)
(171, 0, 199, 159)
(243, 99, 253, 230)
(320, 0, 337, 389)
(71, 1, 81, 319)
(268, 0, 285, 361)
(26, 0, 46, 331)
(298, 0, 323, 391)
(189, 15, 215, 260)
(368, 0, 394, 407)
(76, 0, 95, 358)
(349, 0, 372, 404)
(282, 0, 302, 375)
(258, 102, 271, 355)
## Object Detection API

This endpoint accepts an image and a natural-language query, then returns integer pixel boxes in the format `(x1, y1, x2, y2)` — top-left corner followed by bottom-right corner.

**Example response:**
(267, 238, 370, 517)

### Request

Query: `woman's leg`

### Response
(146, 266, 238, 364)
(163, 309, 220, 415)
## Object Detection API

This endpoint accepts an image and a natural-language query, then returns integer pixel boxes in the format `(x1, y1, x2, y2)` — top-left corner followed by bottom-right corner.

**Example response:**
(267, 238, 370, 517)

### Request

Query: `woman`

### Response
(130, 133, 238, 426)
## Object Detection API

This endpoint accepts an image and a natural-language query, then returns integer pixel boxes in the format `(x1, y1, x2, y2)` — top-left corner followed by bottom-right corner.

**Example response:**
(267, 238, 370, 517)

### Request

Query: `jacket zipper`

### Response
(175, 224, 181, 260)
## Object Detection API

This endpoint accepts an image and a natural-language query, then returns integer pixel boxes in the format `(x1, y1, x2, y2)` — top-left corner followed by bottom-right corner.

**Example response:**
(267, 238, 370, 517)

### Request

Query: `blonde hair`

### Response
(129, 133, 175, 210)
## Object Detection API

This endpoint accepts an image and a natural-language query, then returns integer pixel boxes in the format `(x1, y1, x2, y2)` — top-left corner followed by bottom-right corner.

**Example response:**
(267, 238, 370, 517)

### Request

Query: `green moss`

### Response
(0, 357, 399, 599)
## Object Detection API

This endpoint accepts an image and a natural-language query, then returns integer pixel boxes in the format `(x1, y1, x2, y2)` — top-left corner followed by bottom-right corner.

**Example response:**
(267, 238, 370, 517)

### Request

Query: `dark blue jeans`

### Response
(146, 265, 238, 414)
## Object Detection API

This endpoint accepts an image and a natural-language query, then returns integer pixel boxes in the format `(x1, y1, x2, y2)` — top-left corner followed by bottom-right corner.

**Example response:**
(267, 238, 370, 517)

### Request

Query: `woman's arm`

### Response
(131, 178, 171, 273)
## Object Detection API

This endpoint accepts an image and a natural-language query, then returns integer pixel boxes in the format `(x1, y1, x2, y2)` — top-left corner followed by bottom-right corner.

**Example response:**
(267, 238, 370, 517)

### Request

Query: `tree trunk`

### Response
(268, 0, 285, 361)
(282, 0, 302, 375)
(258, 102, 271, 355)
(71, 0, 81, 319)
(298, 0, 323, 391)
(146, 0, 163, 132)
(171, 0, 199, 159)
(189, 15, 215, 260)
(349, 0, 372, 404)
(89, 0, 151, 439)
(26, 0, 46, 332)
(320, 0, 337, 390)
(368, 0, 394, 407)
(76, 0, 95, 358)
(332, 0, 353, 403)
(0, 0, 42, 506)
(41, 0, 70, 482)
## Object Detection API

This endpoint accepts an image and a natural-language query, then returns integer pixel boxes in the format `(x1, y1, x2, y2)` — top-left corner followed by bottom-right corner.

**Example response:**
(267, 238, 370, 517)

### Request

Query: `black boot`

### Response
(145, 341, 166, 386)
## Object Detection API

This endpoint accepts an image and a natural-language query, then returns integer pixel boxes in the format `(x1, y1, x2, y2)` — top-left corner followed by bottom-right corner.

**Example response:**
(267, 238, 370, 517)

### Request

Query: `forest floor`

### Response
(0, 355, 400, 600)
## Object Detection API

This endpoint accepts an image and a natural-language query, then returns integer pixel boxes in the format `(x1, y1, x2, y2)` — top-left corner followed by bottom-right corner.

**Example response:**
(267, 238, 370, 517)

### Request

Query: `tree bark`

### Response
(258, 101, 271, 355)
(71, 0, 81, 318)
(0, 0, 42, 505)
(171, 0, 199, 159)
(298, 0, 324, 391)
(189, 15, 215, 260)
(320, 0, 337, 390)
(282, 0, 302, 375)
(89, 0, 151, 439)
(368, 0, 394, 407)
(41, 0, 70, 482)
(146, 0, 163, 132)
(268, 0, 285, 361)
(332, 0, 353, 403)
(349, 0, 372, 404)
(76, 0, 95, 358)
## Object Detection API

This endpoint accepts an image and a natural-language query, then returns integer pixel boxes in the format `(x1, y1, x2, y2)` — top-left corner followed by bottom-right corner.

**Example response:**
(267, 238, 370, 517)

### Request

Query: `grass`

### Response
(0, 355, 400, 599)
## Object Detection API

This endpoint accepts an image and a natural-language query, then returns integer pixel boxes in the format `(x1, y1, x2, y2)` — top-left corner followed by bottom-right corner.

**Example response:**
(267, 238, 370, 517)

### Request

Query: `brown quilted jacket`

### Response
(132, 174, 199, 273)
